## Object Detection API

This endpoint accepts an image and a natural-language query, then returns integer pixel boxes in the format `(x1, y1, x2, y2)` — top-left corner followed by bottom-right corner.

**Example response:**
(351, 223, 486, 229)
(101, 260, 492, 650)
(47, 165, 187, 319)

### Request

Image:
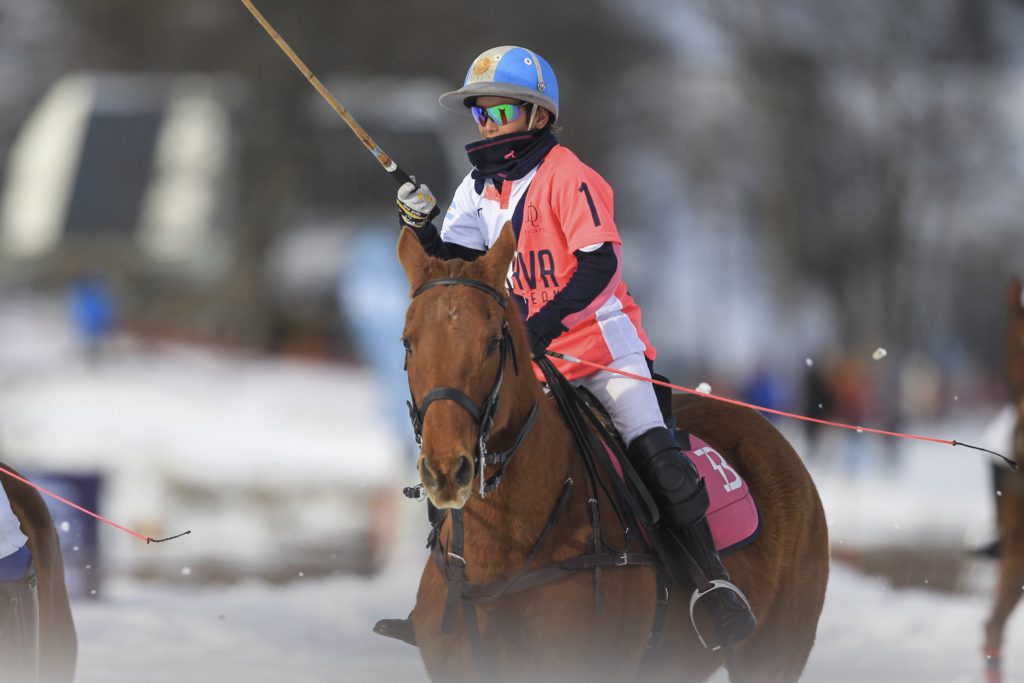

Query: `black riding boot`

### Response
(676, 514, 757, 649)
(628, 427, 756, 650)
(373, 610, 416, 646)
(0, 559, 40, 682)
(373, 501, 444, 646)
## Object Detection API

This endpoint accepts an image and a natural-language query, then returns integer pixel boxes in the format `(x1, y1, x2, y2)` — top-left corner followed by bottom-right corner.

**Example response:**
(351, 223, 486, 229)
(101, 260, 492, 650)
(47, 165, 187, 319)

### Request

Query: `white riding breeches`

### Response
(572, 352, 667, 446)
(0, 486, 28, 559)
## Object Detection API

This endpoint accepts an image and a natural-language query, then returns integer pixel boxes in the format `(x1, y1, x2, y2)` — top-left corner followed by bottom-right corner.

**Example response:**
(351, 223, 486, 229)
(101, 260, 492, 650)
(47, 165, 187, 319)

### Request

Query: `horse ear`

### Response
(479, 221, 516, 290)
(397, 227, 432, 292)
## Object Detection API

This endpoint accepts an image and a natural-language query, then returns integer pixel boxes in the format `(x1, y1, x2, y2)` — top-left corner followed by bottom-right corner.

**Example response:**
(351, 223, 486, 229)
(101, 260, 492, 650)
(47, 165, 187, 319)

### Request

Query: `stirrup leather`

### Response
(688, 579, 752, 651)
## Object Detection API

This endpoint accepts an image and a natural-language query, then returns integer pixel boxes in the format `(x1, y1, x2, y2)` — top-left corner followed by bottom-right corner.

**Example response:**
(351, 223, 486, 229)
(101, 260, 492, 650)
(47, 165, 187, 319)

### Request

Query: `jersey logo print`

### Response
(526, 204, 539, 228)
(513, 250, 559, 290)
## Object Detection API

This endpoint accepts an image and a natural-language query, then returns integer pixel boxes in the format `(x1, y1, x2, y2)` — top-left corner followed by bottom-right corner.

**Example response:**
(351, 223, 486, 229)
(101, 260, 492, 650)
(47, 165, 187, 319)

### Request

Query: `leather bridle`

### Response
(405, 277, 539, 498)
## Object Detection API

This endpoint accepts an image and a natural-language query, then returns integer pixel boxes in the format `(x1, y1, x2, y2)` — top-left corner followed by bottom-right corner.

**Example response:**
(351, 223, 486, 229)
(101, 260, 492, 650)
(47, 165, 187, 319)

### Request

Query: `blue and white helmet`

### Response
(439, 46, 559, 122)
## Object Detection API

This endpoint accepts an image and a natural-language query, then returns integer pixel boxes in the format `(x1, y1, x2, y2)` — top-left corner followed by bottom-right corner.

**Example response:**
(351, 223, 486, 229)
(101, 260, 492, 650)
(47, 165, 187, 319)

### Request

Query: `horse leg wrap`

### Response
(0, 563, 39, 680)
(983, 647, 1003, 683)
(627, 427, 709, 529)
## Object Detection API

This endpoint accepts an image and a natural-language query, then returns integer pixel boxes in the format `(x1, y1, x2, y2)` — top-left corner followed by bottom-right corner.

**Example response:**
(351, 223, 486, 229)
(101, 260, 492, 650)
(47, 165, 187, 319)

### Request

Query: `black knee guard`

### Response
(628, 427, 709, 530)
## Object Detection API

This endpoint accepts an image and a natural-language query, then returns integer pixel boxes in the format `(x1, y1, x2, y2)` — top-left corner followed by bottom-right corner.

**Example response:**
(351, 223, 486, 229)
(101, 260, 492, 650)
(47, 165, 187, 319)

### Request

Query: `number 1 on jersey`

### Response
(579, 182, 602, 227)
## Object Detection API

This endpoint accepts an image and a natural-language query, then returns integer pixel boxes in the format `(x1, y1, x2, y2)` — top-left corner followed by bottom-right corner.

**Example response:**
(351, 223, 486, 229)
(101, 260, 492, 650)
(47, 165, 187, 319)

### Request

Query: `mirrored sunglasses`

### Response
(470, 102, 528, 127)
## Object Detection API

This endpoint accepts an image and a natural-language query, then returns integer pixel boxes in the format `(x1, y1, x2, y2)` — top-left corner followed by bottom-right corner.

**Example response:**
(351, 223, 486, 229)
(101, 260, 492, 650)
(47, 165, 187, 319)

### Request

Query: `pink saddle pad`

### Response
(683, 435, 761, 554)
(602, 433, 760, 554)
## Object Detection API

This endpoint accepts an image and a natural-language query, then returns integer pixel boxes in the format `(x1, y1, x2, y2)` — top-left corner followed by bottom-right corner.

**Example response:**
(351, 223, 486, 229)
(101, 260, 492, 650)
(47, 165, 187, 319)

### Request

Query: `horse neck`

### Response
(491, 358, 577, 499)
(457, 361, 582, 569)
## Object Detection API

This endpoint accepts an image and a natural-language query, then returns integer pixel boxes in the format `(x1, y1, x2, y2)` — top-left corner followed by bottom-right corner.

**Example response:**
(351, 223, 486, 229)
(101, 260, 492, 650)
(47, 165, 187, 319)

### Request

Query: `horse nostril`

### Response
(420, 458, 439, 489)
(454, 455, 474, 488)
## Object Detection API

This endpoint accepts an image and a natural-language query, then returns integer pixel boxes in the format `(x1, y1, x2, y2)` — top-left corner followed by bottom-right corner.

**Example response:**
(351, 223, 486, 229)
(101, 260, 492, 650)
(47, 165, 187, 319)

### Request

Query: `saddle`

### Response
(573, 386, 761, 558)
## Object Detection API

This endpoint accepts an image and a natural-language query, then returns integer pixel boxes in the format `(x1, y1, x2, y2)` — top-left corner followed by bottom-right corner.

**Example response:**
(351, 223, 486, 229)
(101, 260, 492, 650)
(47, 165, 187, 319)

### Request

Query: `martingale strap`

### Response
(431, 509, 667, 658)
(433, 476, 661, 612)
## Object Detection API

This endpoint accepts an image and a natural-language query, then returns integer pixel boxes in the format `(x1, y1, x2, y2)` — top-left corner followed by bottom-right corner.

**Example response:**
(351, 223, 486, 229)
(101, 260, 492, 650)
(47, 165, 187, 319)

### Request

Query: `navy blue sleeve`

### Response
(410, 223, 487, 262)
(535, 242, 618, 322)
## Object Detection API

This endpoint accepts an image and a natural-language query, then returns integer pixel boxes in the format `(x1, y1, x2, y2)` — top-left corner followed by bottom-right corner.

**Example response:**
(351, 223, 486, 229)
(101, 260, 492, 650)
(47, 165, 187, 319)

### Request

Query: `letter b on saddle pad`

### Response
(684, 436, 760, 554)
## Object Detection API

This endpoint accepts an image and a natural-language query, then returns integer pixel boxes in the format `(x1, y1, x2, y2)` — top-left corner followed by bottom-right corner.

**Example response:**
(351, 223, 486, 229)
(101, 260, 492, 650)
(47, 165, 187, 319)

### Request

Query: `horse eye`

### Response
(486, 337, 501, 354)
(402, 338, 412, 352)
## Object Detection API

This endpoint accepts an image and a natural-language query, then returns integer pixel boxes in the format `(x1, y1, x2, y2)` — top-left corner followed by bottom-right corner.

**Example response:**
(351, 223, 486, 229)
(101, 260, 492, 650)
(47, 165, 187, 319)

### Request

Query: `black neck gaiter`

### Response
(466, 129, 558, 191)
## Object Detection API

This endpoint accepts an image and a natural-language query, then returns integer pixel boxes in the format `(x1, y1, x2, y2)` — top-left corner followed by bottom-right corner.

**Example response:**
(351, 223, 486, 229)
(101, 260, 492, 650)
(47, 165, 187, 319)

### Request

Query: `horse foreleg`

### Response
(984, 557, 1024, 683)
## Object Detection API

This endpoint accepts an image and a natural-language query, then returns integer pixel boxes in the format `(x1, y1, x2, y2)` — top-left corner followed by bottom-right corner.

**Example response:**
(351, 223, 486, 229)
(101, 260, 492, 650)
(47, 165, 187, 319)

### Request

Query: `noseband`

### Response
(406, 277, 539, 497)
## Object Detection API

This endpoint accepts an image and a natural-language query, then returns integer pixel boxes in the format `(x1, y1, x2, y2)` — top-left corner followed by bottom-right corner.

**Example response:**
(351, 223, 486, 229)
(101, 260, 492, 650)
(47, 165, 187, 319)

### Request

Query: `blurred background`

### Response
(0, 1, 1022, 681)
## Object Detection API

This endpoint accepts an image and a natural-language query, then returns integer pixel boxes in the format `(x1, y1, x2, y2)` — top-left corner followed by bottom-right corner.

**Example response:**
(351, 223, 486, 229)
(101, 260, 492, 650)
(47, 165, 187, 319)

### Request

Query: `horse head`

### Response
(397, 223, 531, 509)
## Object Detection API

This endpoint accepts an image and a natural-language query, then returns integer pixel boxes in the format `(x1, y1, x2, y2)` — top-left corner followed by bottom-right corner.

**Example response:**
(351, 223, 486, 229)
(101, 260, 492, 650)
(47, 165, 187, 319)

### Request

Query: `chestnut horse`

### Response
(0, 463, 77, 683)
(984, 276, 1024, 683)
(397, 224, 828, 683)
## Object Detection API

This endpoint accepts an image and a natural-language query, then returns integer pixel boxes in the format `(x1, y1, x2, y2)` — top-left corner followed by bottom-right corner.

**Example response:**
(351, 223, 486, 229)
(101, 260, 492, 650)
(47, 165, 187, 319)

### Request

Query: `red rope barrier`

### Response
(0, 465, 190, 543)
(545, 351, 1016, 469)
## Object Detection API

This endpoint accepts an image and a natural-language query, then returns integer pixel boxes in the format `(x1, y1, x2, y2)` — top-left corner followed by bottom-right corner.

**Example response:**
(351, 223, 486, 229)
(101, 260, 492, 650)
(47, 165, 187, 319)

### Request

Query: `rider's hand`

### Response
(397, 180, 439, 229)
(526, 306, 568, 360)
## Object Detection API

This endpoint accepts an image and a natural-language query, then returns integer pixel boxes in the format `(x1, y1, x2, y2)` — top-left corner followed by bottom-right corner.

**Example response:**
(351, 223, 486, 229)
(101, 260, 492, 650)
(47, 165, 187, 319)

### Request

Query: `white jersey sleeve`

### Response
(439, 173, 487, 252)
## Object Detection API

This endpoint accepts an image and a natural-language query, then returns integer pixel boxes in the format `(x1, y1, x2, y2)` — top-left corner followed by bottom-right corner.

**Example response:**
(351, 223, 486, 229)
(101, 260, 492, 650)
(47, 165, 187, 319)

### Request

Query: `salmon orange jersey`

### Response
(441, 144, 655, 381)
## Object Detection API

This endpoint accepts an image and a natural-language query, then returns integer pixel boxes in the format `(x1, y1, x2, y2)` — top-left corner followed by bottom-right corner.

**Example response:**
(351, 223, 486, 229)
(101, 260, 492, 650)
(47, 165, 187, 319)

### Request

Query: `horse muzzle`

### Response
(419, 453, 475, 509)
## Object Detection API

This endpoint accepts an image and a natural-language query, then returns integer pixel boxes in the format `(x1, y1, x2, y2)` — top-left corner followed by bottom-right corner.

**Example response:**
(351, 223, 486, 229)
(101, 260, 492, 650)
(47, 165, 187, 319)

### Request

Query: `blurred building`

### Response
(0, 71, 464, 358)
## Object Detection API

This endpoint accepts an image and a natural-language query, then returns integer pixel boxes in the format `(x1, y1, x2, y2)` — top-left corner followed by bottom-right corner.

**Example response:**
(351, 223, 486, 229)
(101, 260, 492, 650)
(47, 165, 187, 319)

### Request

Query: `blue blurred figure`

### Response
(336, 227, 419, 462)
(69, 275, 116, 361)
(742, 364, 786, 419)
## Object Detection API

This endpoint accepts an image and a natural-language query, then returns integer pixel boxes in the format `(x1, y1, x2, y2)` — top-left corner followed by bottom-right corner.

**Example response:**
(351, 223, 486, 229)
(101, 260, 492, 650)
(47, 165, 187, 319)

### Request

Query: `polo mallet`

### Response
(240, 0, 414, 187)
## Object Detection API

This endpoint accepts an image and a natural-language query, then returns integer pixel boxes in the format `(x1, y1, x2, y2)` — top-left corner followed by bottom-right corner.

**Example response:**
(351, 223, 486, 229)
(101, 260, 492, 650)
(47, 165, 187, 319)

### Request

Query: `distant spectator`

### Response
(802, 361, 835, 461)
(830, 354, 873, 476)
(70, 275, 116, 360)
(741, 364, 785, 418)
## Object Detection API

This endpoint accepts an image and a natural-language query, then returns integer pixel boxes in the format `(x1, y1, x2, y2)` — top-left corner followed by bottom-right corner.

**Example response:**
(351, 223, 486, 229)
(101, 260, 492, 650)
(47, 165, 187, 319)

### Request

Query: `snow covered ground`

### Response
(1, 297, 1022, 682)
(67, 540, 1017, 683)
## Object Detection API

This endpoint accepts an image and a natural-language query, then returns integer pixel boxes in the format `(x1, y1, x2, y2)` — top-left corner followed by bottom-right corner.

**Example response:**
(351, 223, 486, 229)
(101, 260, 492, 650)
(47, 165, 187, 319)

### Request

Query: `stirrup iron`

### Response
(688, 579, 752, 651)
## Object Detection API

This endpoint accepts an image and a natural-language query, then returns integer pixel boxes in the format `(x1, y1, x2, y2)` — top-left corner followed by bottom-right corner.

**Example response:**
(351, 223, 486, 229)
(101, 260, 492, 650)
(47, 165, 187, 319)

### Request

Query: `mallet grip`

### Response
(391, 167, 414, 188)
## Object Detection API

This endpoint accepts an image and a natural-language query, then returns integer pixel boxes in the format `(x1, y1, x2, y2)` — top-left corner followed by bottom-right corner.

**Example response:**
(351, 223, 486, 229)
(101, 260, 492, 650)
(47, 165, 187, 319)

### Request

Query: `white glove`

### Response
(396, 181, 438, 229)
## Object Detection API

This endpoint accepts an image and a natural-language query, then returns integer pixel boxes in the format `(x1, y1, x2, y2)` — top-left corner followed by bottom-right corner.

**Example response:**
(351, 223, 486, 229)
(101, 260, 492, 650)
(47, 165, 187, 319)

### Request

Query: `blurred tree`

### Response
(698, 0, 1021, 384)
